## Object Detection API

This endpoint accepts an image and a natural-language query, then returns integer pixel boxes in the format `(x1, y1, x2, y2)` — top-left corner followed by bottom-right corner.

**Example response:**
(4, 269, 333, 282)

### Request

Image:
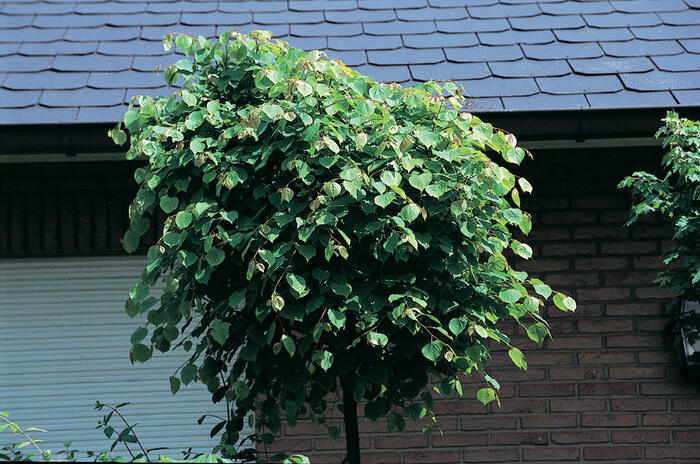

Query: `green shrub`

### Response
(113, 29, 575, 460)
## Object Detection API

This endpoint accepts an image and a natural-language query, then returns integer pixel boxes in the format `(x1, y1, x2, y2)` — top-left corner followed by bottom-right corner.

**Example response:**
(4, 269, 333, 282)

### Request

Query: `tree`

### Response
(620, 111, 700, 360)
(112, 30, 576, 463)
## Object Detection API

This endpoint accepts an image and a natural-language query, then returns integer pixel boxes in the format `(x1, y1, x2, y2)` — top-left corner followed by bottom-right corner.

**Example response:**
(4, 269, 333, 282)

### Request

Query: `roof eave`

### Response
(1, 106, 699, 156)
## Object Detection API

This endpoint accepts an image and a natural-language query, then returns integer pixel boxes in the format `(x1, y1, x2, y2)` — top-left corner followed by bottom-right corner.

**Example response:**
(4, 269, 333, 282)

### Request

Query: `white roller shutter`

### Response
(0, 256, 249, 459)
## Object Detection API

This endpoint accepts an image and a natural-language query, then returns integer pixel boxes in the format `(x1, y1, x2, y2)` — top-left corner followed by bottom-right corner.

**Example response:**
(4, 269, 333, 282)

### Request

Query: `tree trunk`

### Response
(342, 382, 361, 464)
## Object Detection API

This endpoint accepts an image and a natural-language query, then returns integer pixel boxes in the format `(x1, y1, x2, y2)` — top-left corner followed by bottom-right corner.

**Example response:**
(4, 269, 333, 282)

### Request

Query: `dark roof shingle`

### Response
(1, 0, 699, 125)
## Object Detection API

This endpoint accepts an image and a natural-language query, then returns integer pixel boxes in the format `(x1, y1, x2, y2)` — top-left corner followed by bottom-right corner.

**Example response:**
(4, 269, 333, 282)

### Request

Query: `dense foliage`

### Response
(620, 111, 700, 351)
(113, 30, 575, 455)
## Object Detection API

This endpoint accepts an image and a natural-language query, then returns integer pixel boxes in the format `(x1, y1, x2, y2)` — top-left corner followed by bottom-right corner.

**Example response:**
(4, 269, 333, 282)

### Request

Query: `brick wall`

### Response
(269, 145, 700, 463)
(3, 146, 699, 463)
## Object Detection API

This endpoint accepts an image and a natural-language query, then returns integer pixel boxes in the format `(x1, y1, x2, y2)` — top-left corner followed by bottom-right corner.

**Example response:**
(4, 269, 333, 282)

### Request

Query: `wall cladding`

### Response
(0, 161, 162, 257)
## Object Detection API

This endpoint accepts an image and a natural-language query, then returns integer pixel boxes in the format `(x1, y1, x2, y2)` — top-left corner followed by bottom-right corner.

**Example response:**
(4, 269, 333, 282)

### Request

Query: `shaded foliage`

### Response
(620, 111, 700, 352)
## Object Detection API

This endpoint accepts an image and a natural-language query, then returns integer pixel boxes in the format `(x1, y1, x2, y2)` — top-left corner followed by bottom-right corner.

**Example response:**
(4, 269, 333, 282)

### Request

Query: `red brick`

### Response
(462, 448, 520, 463)
(606, 334, 664, 348)
(540, 211, 596, 224)
(363, 452, 401, 464)
(603, 270, 659, 286)
(519, 383, 575, 397)
(645, 445, 700, 459)
(606, 302, 664, 317)
(642, 413, 700, 426)
(518, 258, 570, 272)
(551, 398, 607, 412)
(672, 398, 700, 411)
(571, 195, 626, 209)
(610, 398, 667, 412)
(265, 438, 312, 453)
(525, 352, 574, 366)
(573, 225, 628, 239)
(461, 416, 517, 431)
(306, 452, 346, 463)
(635, 286, 676, 299)
(579, 382, 637, 396)
(541, 242, 597, 256)
(550, 367, 603, 381)
(578, 351, 635, 365)
(577, 287, 631, 301)
(431, 399, 487, 415)
(609, 366, 666, 379)
(493, 399, 547, 414)
(673, 430, 700, 442)
(404, 450, 461, 464)
(520, 414, 578, 429)
(314, 436, 371, 451)
(601, 241, 657, 254)
(583, 445, 641, 460)
(543, 272, 599, 286)
(639, 351, 674, 364)
(528, 228, 570, 241)
(575, 256, 628, 270)
(633, 255, 664, 269)
(550, 430, 608, 444)
(431, 432, 488, 447)
(546, 336, 603, 350)
(490, 431, 547, 446)
(374, 434, 428, 449)
(581, 413, 638, 427)
(578, 319, 633, 333)
(611, 430, 669, 443)
(636, 318, 669, 332)
(631, 225, 671, 238)
(488, 368, 546, 381)
(522, 447, 580, 461)
(641, 382, 699, 395)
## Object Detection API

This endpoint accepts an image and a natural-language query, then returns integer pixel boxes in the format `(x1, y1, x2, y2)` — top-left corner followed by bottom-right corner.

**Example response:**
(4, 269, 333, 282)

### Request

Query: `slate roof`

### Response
(1, 0, 699, 125)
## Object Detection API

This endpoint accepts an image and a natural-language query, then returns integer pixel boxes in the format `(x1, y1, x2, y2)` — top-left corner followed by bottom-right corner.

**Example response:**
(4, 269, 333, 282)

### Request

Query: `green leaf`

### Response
(181, 364, 197, 385)
(518, 177, 533, 193)
(532, 281, 552, 299)
(526, 323, 548, 344)
(190, 139, 205, 154)
(414, 129, 441, 148)
(421, 340, 442, 363)
(400, 203, 421, 223)
(380, 170, 401, 187)
(262, 103, 284, 120)
(328, 308, 346, 329)
(130, 327, 148, 345)
(504, 148, 524, 164)
(206, 247, 225, 267)
(503, 208, 523, 224)
(508, 347, 527, 370)
(498, 288, 522, 304)
(408, 172, 432, 191)
(123, 230, 140, 253)
(374, 191, 396, 208)
(448, 317, 467, 336)
(159, 195, 179, 213)
(175, 211, 193, 229)
(327, 426, 340, 440)
(169, 376, 181, 395)
(212, 321, 230, 345)
(131, 344, 151, 363)
(477, 387, 496, 405)
(281, 335, 296, 357)
(323, 181, 342, 198)
(286, 273, 308, 298)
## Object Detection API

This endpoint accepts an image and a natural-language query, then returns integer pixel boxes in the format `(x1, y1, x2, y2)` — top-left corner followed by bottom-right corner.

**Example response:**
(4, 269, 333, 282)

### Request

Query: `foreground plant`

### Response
(113, 29, 575, 462)
(620, 111, 700, 356)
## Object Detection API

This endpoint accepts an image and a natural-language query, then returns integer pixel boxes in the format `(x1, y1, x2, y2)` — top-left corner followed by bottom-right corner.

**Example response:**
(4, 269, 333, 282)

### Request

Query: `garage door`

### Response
(0, 256, 249, 459)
